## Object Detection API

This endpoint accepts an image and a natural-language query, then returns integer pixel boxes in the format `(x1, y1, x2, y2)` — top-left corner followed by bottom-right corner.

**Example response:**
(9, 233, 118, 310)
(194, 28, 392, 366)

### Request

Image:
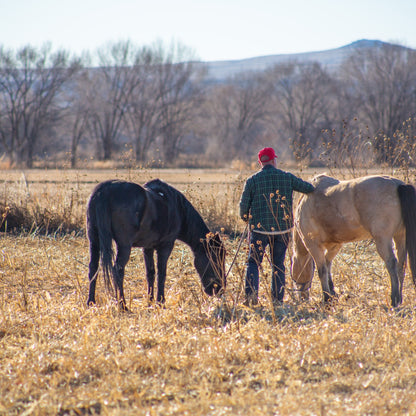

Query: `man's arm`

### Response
(239, 179, 253, 222)
(292, 175, 315, 194)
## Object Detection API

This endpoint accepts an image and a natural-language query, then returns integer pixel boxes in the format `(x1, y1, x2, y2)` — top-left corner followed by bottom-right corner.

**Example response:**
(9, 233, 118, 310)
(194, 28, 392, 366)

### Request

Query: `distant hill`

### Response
(200, 39, 413, 82)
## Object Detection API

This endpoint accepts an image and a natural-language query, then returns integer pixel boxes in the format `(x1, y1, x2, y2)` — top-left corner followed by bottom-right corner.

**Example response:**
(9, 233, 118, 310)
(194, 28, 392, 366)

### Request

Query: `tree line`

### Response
(0, 40, 416, 169)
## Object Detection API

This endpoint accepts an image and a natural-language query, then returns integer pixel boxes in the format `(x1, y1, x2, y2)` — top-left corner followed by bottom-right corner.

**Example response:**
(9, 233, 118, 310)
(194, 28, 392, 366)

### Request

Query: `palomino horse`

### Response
(86, 179, 226, 310)
(291, 174, 416, 307)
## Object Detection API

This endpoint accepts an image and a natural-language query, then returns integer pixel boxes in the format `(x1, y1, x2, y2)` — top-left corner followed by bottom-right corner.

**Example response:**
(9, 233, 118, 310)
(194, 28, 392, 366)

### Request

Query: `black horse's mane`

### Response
(145, 179, 210, 248)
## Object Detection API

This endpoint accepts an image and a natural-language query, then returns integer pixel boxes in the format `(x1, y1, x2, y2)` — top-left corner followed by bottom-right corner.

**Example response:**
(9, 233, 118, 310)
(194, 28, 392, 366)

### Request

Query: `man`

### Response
(239, 147, 314, 306)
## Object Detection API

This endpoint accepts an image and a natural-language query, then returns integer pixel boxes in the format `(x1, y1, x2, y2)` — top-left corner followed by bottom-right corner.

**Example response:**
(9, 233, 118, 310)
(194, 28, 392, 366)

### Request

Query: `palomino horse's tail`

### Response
(398, 184, 416, 287)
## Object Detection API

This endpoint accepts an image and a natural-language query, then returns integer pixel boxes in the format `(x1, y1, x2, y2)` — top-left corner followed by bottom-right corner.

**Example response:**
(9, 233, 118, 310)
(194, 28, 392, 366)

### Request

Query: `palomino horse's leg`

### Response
(87, 226, 100, 306)
(293, 256, 314, 301)
(114, 244, 132, 311)
(326, 260, 335, 295)
(325, 244, 341, 297)
(394, 232, 406, 302)
(306, 241, 333, 302)
(374, 237, 401, 307)
(156, 242, 175, 303)
(292, 229, 314, 300)
(143, 248, 155, 301)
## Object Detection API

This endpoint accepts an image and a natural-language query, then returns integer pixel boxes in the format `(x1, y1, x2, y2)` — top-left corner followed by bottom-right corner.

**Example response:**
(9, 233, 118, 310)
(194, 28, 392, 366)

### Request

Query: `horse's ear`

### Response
(204, 232, 223, 249)
(208, 232, 222, 247)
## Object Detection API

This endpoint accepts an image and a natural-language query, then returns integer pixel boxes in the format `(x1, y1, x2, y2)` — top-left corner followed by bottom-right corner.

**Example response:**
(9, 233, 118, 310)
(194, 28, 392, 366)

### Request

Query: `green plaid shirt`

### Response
(239, 165, 315, 232)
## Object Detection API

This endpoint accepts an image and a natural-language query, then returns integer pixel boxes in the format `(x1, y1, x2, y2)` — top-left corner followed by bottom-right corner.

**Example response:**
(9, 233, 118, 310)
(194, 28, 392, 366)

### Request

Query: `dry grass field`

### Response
(1, 167, 416, 415)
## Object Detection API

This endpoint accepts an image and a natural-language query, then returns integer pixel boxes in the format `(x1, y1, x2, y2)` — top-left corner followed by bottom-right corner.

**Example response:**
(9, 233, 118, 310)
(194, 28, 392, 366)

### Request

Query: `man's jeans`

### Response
(245, 231, 289, 302)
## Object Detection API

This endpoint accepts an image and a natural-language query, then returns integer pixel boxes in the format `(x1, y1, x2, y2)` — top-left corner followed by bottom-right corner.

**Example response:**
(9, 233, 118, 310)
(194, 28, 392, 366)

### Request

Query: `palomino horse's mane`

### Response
(311, 174, 340, 189)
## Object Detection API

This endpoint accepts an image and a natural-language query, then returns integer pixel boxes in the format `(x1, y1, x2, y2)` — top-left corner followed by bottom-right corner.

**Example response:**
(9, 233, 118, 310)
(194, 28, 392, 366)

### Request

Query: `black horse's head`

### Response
(194, 232, 226, 296)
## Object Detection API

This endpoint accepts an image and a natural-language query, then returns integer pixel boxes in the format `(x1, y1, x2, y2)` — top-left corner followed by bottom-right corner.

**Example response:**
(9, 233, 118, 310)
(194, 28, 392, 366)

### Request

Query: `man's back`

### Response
(240, 165, 314, 232)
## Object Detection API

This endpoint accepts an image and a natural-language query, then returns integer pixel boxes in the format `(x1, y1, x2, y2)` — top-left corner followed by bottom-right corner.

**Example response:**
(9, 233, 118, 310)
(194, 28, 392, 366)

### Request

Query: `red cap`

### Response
(258, 147, 277, 163)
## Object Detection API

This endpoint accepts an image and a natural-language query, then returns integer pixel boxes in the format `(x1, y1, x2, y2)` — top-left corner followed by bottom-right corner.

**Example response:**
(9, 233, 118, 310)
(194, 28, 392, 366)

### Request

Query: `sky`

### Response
(1, 0, 416, 62)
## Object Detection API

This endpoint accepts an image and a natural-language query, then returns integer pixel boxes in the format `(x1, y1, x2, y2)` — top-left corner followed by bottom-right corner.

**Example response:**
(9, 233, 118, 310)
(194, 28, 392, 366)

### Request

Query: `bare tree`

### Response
(124, 48, 162, 162)
(343, 43, 416, 163)
(268, 62, 336, 162)
(153, 42, 203, 162)
(0, 43, 80, 166)
(118, 41, 203, 164)
(65, 69, 92, 167)
(88, 40, 144, 160)
(204, 71, 271, 161)
(157, 65, 202, 161)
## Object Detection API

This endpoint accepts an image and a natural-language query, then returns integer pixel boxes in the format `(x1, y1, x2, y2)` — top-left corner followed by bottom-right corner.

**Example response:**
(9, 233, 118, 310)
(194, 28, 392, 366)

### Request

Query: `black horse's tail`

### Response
(93, 197, 115, 295)
(398, 184, 416, 287)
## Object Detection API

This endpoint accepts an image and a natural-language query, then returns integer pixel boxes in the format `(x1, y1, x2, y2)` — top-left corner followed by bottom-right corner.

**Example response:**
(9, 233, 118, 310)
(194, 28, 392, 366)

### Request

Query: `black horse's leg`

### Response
(87, 225, 100, 306)
(114, 244, 132, 311)
(143, 248, 155, 302)
(156, 242, 175, 303)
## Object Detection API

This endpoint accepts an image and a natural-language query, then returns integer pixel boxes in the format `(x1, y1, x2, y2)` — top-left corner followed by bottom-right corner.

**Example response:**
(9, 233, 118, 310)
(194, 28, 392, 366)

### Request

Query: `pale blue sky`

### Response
(1, 0, 415, 61)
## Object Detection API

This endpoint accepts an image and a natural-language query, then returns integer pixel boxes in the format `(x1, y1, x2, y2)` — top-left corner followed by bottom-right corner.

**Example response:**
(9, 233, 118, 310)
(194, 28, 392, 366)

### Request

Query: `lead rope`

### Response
(216, 223, 249, 322)
(224, 222, 249, 279)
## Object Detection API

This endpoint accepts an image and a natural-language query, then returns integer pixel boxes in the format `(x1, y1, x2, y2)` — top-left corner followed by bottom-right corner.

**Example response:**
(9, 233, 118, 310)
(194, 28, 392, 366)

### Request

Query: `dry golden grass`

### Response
(1, 168, 416, 415)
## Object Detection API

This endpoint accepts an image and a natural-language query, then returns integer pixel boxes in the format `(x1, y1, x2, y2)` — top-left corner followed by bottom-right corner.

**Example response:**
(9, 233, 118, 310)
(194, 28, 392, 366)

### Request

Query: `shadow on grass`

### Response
(212, 298, 416, 326)
(212, 301, 349, 326)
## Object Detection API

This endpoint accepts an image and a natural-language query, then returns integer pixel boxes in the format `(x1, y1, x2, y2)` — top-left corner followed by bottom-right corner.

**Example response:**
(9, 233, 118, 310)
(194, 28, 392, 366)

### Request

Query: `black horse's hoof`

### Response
(118, 302, 129, 312)
(391, 293, 402, 308)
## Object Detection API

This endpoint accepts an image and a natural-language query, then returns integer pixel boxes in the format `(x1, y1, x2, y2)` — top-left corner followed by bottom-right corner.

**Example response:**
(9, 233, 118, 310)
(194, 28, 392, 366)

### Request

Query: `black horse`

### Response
(86, 179, 226, 310)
